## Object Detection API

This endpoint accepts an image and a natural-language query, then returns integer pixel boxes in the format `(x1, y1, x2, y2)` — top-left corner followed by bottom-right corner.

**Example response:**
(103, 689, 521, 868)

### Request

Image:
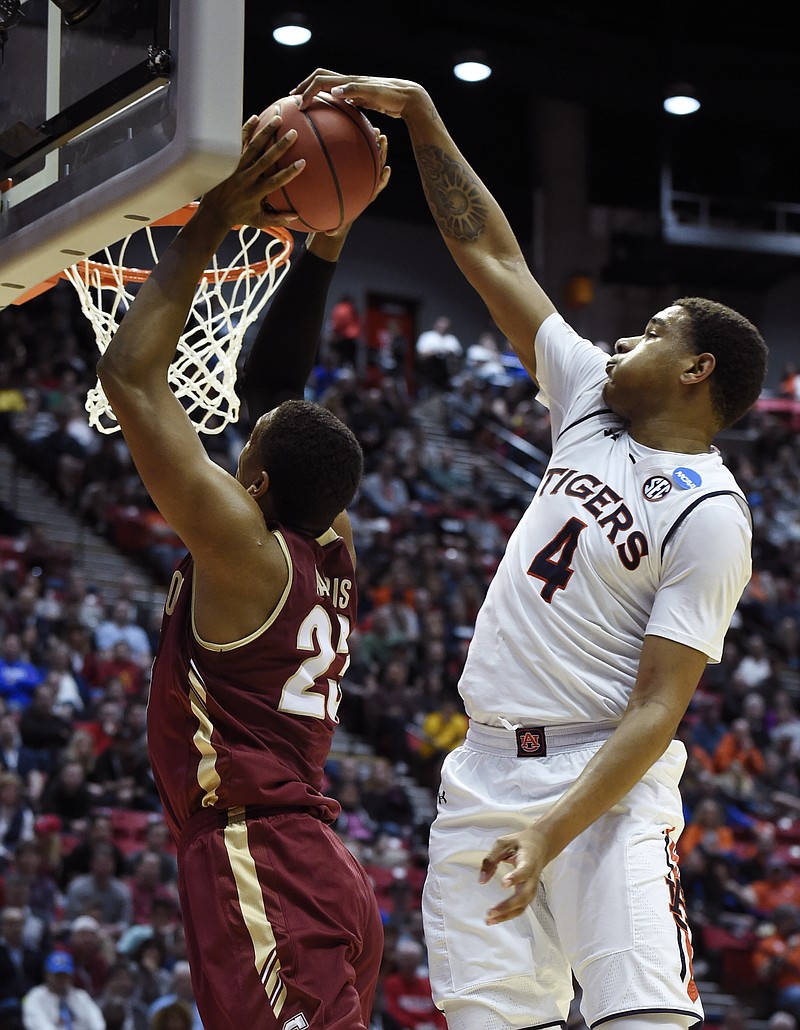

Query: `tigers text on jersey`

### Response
(147, 525, 356, 842)
(459, 313, 752, 727)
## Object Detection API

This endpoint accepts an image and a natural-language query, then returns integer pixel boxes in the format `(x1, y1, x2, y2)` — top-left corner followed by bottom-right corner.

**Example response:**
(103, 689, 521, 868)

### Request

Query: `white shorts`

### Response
(421, 722, 704, 1030)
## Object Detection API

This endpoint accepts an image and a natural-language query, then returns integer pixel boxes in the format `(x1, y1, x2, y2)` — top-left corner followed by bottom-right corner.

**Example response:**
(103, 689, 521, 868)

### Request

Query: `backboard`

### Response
(0, 0, 245, 309)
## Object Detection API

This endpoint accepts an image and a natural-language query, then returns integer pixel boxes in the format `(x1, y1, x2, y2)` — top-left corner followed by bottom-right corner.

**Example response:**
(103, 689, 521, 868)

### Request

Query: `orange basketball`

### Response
(257, 93, 381, 233)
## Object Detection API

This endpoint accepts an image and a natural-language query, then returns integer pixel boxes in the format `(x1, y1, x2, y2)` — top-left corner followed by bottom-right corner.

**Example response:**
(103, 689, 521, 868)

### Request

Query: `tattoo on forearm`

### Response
(415, 145, 488, 242)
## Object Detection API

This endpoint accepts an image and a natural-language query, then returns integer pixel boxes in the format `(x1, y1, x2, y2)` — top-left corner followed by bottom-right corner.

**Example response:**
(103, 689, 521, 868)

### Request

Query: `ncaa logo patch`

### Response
(643, 476, 672, 501)
(672, 466, 702, 490)
(516, 726, 547, 757)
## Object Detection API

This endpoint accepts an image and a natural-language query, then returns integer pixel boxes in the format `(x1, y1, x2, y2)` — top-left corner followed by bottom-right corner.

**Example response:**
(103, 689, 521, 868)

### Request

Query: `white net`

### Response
(64, 211, 293, 434)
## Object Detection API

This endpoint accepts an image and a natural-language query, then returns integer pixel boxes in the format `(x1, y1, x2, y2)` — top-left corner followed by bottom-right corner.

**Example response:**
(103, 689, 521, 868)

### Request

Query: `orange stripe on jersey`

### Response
(663, 825, 699, 1002)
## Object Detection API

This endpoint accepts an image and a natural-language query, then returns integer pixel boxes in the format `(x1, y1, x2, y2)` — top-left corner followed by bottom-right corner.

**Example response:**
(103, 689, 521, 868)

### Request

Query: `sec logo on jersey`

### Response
(643, 476, 672, 501)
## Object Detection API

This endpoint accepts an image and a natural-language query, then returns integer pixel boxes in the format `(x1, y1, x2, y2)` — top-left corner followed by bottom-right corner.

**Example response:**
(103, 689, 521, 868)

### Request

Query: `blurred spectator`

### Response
(778, 362, 800, 400)
(770, 693, 800, 762)
(7, 841, 60, 927)
(148, 1000, 194, 1030)
(361, 455, 411, 519)
(96, 959, 149, 1030)
(735, 857, 800, 918)
(127, 819, 177, 887)
(680, 797, 737, 861)
(128, 852, 178, 928)
(0, 363, 26, 431)
(422, 447, 469, 502)
(89, 726, 159, 812)
(17, 684, 72, 776)
(0, 636, 42, 713)
(63, 842, 133, 936)
(58, 731, 100, 795)
(754, 906, 800, 1020)
(21, 949, 104, 1029)
(327, 293, 362, 370)
(415, 316, 463, 393)
(412, 694, 468, 789)
(0, 906, 44, 1004)
(0, 775, 35, 873)
(65, 915, 109, 997)
(464, 331, 507, 383)
(735, 634, 774, 691)
(122, 935, 171, 1008)
(714, 717, 767, 800)
(86, 642, 144, 701)
(94, 603, 152, 670)
(361, 759, 415, 840)
(372, 590, 421, 650)
(0, 877, 48, 956)
(333, 782, 378, 844)
(60, 811, 126, 888)
(147, 962, 201, 1030)
(464, 497, 506, 558)
(381, 937, 445, 1030)
(38, 762, 94, 835)
(0, 716, 28, 780)
(41, 643, 86, 718)
(742, 691, 772, 751)
(445, 375, 484, 441)
(355, 608, 408, 675)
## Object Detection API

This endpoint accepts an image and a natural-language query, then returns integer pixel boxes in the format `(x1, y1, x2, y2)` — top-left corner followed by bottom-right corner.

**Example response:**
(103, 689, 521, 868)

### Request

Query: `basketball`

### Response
(257, 93, 382, 233)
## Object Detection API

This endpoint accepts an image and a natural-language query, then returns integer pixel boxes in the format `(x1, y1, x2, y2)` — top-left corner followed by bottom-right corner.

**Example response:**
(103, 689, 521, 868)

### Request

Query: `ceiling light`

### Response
(453, 50, 491, 82)
(663, 84, 701, 116)
(273, 12, 311, 46)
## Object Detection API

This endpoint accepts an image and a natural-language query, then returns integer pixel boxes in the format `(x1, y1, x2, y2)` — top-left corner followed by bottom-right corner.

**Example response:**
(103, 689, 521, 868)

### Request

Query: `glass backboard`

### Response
(0, 0, 245, 309)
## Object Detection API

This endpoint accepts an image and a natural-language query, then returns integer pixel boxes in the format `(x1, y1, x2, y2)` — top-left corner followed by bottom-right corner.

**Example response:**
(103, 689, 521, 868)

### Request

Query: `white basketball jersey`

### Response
(459, 313, 752, 726)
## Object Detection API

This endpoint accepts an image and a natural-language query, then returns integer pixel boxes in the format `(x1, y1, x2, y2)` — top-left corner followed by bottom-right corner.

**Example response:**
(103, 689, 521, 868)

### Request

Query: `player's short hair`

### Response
(672, 296, 767, 430)
(254, 399, 363, 535)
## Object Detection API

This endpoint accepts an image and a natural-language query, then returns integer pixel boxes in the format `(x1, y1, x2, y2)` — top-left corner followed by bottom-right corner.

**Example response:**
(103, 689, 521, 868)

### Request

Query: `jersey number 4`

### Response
(279, 606, 350, 722)
(527, 517, 587, 602)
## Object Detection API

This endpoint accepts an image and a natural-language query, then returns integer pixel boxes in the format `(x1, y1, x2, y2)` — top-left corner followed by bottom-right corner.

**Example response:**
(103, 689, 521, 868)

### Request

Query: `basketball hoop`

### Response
(62, 203, 293, 434)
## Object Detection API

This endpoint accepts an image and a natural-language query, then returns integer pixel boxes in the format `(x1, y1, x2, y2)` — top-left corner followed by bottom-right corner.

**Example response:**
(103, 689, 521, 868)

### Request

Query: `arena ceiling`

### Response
(244, 1, 800, 292)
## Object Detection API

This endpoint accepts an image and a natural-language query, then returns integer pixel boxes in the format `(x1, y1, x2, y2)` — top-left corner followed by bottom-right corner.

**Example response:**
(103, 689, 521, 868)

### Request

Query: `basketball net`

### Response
(63, 204, 294, 434)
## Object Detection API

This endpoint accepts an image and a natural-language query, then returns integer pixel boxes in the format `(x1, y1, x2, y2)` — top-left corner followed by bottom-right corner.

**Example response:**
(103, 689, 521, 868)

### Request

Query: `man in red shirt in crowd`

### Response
(382, 938, 446, 1030)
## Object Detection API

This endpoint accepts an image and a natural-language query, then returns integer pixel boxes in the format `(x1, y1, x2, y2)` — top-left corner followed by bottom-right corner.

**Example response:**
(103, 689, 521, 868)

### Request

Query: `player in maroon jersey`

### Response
(96, 117, 390, 1029)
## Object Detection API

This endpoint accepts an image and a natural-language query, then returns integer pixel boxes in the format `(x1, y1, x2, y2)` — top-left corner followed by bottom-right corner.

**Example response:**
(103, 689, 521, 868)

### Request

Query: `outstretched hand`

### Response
(198, 114, 305, 231)
(479, 825, 550, 925)
(292, 68, 427, 121)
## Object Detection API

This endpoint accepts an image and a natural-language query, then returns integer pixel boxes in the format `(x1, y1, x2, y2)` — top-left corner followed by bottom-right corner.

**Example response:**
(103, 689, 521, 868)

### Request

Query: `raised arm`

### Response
(242, 132, 389, 421)
(96, 118, 305, 572)
(293, 71, 556, 383)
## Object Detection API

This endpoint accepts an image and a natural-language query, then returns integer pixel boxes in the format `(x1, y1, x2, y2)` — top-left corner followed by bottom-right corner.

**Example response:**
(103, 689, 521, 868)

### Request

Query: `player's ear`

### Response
(247, 471, 270, 497)
(681, 352, 715, 384)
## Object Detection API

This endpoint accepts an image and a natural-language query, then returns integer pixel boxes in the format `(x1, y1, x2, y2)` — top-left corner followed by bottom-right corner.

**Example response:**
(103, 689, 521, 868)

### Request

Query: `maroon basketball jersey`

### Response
(147, 526, 356, 842)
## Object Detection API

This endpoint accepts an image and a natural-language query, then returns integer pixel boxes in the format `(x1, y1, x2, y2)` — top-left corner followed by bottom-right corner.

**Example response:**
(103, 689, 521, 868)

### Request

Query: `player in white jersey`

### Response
(294, 73, 769, 1030)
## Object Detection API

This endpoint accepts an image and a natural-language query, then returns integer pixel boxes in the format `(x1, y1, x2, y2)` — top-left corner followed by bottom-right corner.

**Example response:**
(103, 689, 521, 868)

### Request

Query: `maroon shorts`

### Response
(177, 806, 383, 1029)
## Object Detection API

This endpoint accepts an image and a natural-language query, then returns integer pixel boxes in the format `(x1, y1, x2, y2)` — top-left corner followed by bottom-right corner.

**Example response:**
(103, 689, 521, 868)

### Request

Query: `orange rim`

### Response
(61, 204, 294, 287)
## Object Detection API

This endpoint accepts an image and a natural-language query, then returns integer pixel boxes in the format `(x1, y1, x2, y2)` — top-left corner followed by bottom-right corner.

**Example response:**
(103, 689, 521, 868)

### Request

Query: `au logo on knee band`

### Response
(516, 726, 547, 756)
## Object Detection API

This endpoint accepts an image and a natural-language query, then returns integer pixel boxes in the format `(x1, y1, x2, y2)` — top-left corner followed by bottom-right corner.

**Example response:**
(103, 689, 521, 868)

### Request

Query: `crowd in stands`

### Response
(0, 280, 800, 1028)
